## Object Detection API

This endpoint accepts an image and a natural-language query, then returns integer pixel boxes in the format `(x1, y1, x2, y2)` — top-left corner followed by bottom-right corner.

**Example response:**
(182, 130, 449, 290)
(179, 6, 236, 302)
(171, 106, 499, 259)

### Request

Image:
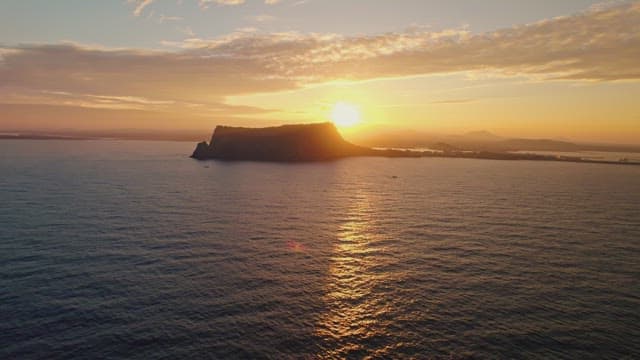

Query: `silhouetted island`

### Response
(191, 123, 639, 165)
(191, 123, 418, 161)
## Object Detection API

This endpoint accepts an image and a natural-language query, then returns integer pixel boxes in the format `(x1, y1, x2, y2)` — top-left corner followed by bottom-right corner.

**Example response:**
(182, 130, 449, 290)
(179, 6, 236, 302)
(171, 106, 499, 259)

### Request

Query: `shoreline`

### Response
(2, 136, 638, 166)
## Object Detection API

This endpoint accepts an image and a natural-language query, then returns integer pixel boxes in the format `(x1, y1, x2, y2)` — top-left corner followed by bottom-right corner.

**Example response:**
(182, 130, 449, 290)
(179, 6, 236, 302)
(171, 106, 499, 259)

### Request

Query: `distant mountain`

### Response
(461, 130, 504, 142)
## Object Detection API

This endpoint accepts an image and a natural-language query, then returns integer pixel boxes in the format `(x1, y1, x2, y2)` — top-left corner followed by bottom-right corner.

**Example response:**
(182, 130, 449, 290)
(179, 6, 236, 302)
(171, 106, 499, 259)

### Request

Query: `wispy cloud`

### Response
(2, 3, 638, 119)
(130, 0, 155, 16)
(247, 14, 277, 23)
(173, 2, 640, 82)
(158, 15, 183, 23)
(198, 0, 285, 9)
(174, 25, 196, 37)
(199, 0, 245, 8)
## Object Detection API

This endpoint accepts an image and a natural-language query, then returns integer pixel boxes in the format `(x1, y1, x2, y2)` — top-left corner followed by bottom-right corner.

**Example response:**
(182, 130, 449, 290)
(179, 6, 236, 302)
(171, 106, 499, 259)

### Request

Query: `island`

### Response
(191, 122, 639, 165)
(191, 122, 418, 161)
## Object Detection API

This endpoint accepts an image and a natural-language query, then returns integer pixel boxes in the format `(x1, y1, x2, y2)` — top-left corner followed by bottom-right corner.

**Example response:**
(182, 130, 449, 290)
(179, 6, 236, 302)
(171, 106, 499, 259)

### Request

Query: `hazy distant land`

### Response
(2, 127, 639, 166)
(3, 126, 639, 165)
(4, 127, 639, 153)
(0, 133, 90, 141)
(190, 123, 640, 165)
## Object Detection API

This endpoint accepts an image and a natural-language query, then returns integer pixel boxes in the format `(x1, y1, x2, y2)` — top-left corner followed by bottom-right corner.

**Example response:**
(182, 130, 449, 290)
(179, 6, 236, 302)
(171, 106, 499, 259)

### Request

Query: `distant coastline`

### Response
(191, 123, 640, 165)
(0, 134, 91, 141)
(415, 150, 640, 166)
(2, 129, 638, 165)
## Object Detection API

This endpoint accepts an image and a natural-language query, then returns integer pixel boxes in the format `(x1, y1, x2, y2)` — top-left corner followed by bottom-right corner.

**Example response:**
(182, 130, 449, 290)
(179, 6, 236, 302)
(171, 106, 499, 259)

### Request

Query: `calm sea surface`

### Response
(1, 140, 639, 359)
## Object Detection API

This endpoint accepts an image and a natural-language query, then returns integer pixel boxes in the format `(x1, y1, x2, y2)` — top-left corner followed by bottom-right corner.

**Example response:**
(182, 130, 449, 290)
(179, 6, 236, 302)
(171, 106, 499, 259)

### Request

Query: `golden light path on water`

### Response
(315, 189, 404, 358)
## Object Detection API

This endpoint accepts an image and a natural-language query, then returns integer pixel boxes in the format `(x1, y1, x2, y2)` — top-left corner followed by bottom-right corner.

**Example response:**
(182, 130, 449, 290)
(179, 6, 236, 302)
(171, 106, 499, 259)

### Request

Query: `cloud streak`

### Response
(199, 0, 283, 8)
(131, 0, 155, 16)
(1, 2, 639, 120)
(185, 2, 638, 82)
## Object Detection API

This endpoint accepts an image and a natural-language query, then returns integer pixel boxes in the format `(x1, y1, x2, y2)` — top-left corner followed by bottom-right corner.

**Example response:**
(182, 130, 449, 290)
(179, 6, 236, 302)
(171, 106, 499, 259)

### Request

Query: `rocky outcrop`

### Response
(191, 122, 381, 161)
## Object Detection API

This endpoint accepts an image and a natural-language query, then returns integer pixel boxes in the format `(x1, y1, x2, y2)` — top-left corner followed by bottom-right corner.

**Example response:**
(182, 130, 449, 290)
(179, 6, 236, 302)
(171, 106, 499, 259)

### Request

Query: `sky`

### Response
(0, 0, 639, 144)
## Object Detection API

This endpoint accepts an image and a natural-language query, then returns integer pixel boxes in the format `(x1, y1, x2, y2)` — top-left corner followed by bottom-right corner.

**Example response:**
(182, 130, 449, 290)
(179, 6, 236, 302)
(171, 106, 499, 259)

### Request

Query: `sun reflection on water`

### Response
(316, 191, 397, 358)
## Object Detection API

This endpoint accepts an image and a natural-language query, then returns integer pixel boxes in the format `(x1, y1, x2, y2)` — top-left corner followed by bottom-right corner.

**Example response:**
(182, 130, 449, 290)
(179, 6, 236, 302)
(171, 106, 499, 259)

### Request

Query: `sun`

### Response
(331, 102, 361, 128)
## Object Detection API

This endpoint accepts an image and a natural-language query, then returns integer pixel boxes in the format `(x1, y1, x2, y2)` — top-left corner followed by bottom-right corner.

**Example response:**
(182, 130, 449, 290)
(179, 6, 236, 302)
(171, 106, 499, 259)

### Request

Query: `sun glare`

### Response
(331, 102, 361, 128)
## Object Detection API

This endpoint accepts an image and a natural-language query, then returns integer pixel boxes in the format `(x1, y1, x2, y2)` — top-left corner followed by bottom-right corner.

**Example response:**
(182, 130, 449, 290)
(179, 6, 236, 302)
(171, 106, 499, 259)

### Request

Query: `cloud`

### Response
(169, 2, 640, 82)
(199, 0, 245, 7)
(130, 0, 155, 16)
(0, 86, 280, 134)
(0, 43, 294, 104)
(1, 2, 638, 126)
(248, 14, 277, 23)
(588, 0, 630, 12)
(198, 0, 283, 8)
(177, 26, 196, 37)
(158, 15, 183, 23)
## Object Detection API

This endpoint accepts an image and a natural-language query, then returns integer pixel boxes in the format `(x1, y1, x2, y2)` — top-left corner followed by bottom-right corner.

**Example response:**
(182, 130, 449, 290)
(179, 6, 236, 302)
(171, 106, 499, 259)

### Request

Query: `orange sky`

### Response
(0, 1, 639, 144)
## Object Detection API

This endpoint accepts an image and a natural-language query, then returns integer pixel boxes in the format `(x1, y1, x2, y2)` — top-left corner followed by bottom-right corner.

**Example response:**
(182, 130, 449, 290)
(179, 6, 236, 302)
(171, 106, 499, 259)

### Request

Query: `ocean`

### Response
(1, 140, 639, 359)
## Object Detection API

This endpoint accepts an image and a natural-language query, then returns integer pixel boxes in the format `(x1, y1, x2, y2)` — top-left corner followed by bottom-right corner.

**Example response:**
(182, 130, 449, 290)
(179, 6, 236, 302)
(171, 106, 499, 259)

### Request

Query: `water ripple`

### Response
(1, 140, 639, 359)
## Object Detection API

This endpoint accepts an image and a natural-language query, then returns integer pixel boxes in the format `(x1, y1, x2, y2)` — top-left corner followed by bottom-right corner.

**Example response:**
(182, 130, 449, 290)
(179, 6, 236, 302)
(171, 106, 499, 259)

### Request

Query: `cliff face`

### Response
(191, 122, 374, 161)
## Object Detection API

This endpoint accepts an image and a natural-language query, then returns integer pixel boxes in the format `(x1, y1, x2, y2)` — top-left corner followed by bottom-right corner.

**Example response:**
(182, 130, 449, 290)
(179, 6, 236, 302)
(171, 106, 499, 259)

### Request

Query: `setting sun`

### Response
(331, 102, 361, 128)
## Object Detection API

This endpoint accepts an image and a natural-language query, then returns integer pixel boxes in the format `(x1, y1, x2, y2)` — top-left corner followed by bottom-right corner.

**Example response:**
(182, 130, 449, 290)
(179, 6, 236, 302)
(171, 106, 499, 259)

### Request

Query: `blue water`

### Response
(1, 140, 639, 359)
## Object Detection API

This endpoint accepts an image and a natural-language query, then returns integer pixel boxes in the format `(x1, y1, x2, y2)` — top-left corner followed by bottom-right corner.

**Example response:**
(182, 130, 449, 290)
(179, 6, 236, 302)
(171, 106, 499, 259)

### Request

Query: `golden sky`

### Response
(0, 1, 639, 144)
